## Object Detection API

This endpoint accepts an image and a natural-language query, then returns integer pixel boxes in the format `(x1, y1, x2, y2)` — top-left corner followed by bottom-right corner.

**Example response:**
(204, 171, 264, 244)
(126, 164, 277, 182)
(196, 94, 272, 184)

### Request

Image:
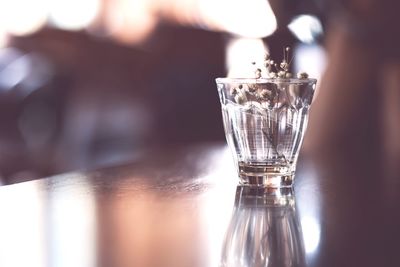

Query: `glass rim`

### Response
(215, 77, 317, 84)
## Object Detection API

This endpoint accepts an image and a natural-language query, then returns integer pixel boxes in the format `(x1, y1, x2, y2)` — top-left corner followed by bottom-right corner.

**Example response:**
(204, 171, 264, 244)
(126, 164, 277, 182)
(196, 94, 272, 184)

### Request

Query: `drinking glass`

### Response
(216, 78, 316, 187)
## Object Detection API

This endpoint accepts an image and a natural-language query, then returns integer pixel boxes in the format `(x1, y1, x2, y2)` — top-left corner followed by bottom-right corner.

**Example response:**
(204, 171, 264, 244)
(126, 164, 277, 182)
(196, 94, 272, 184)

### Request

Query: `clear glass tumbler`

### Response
(216, 78, 316, 187)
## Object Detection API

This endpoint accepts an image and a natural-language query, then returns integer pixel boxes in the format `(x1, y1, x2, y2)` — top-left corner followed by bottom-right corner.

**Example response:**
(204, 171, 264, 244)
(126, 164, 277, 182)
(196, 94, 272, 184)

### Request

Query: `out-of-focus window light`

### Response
(226, 37, 267, 77)
(199, 0, 276, 38)
(0, 0, 48, 36)
(49, 0, 100, 31)
(0, 0, 277, 44)
(288, 15, 323, 44)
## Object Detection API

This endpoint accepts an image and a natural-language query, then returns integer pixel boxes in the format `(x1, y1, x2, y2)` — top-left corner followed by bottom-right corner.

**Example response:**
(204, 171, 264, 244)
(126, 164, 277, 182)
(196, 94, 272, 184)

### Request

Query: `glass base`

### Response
(238, 162, 295, 188)
(236, 186, 295, 207)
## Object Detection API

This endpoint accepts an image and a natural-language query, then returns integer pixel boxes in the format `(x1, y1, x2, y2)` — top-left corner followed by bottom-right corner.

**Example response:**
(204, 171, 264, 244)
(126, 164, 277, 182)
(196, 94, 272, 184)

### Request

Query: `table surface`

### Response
(0, 142, 399, 267)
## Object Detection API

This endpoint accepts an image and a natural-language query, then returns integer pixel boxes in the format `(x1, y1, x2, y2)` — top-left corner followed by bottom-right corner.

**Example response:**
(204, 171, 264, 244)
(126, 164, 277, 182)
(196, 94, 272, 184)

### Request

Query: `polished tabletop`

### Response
(0, 142, 399, 267)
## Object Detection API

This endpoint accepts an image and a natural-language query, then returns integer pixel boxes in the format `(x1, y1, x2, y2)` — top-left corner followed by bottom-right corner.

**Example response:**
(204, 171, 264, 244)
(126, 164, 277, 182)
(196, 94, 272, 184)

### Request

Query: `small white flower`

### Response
(255, 68, 262, 79)
(278, 71, 286, 78)
(248, 85, 257, 93)
(260, 89, 270, 99)
(297, 72, 309, 79)
(269, 72, 277, 78)
(230, 87, 238, 95)
(280, 60, 288, 70)
(235, 94, 246, 104)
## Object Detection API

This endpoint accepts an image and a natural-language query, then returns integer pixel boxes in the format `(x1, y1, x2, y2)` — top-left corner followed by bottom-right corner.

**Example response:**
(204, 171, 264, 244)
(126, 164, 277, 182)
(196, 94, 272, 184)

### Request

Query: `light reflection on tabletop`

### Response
(48, 175, 97, 267)
(0, 145, 322, 267)
(0, 182, 45, 267)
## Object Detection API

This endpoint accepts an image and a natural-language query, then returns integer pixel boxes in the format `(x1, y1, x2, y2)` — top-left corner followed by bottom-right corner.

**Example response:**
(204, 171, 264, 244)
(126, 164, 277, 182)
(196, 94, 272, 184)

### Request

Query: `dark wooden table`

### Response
(0, 142, 399, 267)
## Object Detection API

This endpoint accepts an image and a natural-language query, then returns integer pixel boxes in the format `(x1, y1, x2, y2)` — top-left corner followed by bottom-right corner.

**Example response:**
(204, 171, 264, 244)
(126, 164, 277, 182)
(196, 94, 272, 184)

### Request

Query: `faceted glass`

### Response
(216, 78, 316, 187)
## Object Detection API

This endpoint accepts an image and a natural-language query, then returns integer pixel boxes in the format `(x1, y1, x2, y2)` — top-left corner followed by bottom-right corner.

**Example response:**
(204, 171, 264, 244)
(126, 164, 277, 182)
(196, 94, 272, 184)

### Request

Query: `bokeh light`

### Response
(288, 14, 323, 44)
(49, 0, 100, 30)
(0, 0, 48, 36)
(104, 0, 157, 44)
(199, 0, 276, 38)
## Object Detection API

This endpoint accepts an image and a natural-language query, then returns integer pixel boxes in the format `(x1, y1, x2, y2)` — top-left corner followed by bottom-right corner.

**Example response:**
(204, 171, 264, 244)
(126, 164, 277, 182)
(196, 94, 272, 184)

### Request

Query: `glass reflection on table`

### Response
(221, 186, 305, 267)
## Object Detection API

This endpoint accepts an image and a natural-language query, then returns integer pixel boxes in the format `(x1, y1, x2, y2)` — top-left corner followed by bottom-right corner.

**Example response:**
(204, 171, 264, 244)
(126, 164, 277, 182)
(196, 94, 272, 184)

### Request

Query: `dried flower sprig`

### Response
(252, 46, 309, 81)
(297, 72, 309, 79)
(229, 46, 311, 105)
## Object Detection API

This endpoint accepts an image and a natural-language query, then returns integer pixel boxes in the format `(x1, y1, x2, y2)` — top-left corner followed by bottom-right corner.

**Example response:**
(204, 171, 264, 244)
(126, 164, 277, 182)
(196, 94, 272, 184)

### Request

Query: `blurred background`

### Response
(0, 0, 328, 184)
(1, 0, 398, 184)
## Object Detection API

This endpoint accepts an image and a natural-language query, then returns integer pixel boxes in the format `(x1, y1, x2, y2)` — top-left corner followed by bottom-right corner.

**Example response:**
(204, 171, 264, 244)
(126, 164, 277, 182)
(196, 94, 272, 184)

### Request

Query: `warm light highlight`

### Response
(104, 0, 157, 44)
(0, 0, 48, 36)
(49, 0, 100, 30)
(199, 0, 276, 38)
